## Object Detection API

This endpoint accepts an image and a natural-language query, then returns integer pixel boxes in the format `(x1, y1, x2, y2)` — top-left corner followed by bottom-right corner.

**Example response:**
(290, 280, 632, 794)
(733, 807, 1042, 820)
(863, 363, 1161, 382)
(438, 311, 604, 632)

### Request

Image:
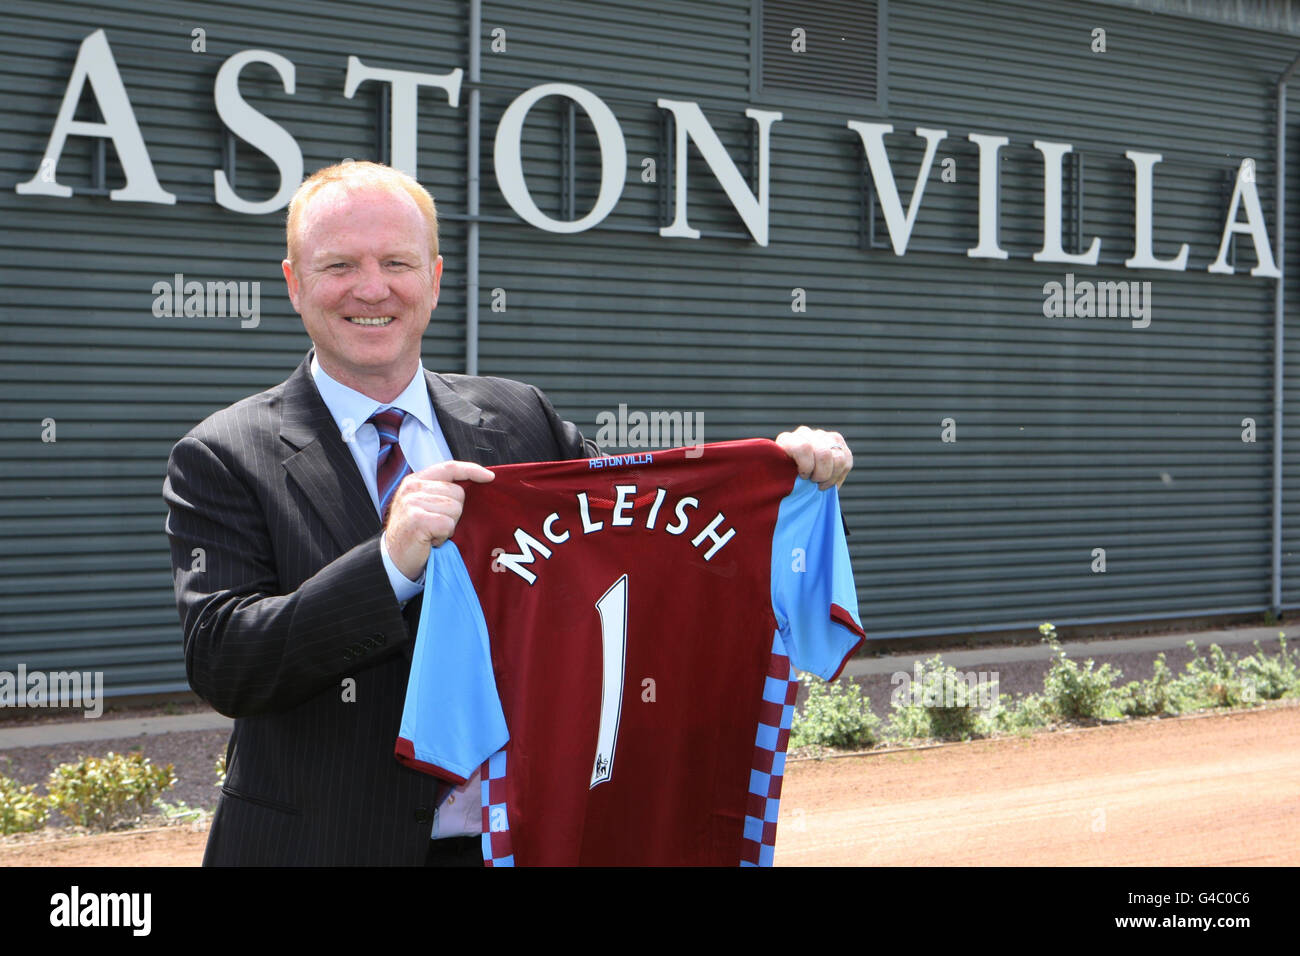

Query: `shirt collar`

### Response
(310, 353, 437, 435)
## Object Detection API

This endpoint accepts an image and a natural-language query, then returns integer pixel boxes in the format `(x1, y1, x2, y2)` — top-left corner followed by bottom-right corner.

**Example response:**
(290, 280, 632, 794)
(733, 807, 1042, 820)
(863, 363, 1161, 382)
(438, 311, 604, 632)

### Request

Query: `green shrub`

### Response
(979, 690, 1054, 735)
(1039, 624, 1122, 720)
(799, 625, 1300, 753)
(1117, 653, 1178, 717)
(886, 655, 990, 741)
(155, 799, 207, 824)
(790, 673, 880, 751)
(1169, 642, 1251, 710)
(215, 751, 227, 787)
(1236, 636, 1300, 701)
(0, 769, 49, 835)
(884, 702, 931, 741)
(1006, 692, 1056, 732)
(46, 751, 176, 831)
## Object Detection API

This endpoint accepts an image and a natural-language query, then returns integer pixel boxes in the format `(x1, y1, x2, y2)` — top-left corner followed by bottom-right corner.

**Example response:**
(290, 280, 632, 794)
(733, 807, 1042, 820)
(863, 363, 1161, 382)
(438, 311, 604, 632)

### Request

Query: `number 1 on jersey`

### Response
(590, 574, 628, 789)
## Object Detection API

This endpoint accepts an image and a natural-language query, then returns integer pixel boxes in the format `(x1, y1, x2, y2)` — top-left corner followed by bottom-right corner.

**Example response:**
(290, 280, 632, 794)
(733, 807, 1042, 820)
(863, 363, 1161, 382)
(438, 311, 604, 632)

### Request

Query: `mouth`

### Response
(346, 316, 395, 327)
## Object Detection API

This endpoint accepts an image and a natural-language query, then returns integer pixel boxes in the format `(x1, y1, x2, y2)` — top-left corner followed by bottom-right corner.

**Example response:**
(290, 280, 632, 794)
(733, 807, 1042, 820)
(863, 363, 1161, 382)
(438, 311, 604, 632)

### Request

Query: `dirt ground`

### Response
(3, 704, 1296, 866)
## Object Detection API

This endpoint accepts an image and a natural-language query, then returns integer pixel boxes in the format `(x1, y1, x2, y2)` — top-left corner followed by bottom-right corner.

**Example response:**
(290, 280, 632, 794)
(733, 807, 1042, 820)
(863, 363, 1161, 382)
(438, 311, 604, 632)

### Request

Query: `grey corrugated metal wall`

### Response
(0, 0, 469, 695)
(2, 0, 1299, 695)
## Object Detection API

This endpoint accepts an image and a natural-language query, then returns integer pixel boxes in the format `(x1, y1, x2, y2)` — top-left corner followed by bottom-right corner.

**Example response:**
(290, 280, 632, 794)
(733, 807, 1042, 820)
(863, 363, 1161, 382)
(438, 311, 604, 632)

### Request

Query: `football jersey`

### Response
(395, 438, 865, 866)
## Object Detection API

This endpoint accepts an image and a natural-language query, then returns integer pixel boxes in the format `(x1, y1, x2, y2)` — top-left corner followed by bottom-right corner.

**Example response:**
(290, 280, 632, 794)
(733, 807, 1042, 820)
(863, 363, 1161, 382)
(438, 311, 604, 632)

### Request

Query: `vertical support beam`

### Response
(376, 84, 390, 166)
(1273, 68, 1295, 616)
(857, 142, 877, 251)
(1222, 168, 1239, 271)
(222, 131, 236, 193)
(93, 138, 106, 192)
(658, 110, 673, 230)
(1073, 152, 1084, 256)
(1271, 51, 1300, 615)
(561, 99, 576, 221)
(466, 0, 481, 375)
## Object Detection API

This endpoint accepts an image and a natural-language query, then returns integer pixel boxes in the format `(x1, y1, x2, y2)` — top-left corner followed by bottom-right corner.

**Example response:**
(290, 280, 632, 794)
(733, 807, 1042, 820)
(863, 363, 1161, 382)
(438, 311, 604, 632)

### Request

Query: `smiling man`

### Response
(163, 160, 853, 866)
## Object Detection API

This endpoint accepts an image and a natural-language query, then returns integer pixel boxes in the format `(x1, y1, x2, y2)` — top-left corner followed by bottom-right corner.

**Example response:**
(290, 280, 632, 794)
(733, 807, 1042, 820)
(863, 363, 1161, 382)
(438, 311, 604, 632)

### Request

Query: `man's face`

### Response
(282, 186, 442, 391)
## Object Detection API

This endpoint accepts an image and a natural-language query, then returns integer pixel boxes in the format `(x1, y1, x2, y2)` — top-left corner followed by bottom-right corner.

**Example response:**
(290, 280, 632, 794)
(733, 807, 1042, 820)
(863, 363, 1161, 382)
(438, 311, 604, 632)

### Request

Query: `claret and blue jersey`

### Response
(396, 438, 864, 866)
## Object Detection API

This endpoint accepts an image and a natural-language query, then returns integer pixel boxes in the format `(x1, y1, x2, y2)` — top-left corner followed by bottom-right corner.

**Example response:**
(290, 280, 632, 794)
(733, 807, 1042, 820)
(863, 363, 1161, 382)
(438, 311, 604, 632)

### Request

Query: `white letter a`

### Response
(17, 30, 175, 204)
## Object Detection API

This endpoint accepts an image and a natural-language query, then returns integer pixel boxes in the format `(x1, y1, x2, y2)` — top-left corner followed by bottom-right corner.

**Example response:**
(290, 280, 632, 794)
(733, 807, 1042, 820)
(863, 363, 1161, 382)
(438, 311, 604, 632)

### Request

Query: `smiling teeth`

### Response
(348, 316, 394, 326)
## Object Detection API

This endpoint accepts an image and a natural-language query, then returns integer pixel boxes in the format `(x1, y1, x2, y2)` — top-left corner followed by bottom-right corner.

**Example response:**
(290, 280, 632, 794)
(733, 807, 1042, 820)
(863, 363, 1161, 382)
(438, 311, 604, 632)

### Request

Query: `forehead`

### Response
(299, 184, 429, 258)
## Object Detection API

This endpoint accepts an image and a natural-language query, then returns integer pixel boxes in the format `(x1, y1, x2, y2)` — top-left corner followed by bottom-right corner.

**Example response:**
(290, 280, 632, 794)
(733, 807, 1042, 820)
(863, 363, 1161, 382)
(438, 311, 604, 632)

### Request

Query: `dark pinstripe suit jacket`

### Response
(163, 349, 593, 866)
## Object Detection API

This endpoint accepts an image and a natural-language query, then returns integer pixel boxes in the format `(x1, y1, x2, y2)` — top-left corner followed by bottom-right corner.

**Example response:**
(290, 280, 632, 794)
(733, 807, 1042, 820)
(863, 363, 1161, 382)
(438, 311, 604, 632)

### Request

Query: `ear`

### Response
(282, 259, 301, 312)
(430, 255, 444, 309)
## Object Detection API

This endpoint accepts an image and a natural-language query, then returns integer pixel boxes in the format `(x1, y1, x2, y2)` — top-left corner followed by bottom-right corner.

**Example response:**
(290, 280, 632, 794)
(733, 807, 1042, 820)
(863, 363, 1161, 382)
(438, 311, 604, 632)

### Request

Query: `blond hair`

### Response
(285, 161, 439, 265)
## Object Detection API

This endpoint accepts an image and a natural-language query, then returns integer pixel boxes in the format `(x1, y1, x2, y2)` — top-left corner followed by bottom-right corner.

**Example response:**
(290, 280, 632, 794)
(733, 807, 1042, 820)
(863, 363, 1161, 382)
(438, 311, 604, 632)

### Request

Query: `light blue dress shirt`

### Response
(310, 355, 454, 601)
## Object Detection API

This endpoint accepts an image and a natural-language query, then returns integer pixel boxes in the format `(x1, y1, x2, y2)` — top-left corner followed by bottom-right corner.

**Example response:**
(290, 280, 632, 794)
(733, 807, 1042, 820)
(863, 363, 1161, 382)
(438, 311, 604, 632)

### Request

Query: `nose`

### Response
(350, 259, 391, 302)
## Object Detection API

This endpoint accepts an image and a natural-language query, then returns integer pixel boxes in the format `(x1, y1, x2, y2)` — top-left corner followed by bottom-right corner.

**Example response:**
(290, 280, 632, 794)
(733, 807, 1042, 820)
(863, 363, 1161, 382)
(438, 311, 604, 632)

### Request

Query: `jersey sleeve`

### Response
(395, 540, 508, 784)
(769, 478, 866, 681)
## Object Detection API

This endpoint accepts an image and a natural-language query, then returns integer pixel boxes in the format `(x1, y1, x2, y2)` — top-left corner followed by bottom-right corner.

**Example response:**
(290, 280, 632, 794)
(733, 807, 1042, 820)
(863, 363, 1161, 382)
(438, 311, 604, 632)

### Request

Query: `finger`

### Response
(832, 443, 853, 488)
(821, 432, 851, 489)
(406, 483, 467, 505)
(392, 485, 467, 518)
(385, 480, 464, 531)
(410, 460, 496, 484)
(775, 429, 816, 479)
(810, 442, 837, 487)
(388, 495, 464, 543)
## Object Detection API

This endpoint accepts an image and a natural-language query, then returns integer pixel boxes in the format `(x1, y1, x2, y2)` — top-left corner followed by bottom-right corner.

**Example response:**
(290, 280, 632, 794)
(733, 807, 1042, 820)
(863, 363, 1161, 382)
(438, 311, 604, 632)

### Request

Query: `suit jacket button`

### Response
(414, 807, 432, 824)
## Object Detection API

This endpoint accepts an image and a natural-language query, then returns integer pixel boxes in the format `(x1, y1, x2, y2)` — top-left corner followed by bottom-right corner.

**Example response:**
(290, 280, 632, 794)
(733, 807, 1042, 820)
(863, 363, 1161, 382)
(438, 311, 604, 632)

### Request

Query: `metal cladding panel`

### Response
(1, 0, 1298, 698)
(472, 0, 1297, 636)
(0, 0, 470, 695)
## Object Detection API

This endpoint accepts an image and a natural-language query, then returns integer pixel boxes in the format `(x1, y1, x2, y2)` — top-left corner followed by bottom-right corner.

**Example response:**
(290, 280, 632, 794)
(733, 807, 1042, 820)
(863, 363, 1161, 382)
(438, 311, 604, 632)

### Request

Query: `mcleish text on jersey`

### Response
(492, 484, 737, 585)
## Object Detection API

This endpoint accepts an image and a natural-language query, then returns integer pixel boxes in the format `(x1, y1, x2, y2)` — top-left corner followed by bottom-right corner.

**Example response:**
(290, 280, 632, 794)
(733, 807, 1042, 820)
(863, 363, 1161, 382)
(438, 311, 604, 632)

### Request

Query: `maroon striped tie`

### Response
(369, 408, 411, 522)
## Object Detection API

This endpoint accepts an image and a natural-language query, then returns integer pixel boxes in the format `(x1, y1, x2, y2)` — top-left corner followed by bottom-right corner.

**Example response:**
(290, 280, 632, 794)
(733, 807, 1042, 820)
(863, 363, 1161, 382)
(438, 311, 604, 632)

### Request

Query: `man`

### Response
(163, 161, 853, 866)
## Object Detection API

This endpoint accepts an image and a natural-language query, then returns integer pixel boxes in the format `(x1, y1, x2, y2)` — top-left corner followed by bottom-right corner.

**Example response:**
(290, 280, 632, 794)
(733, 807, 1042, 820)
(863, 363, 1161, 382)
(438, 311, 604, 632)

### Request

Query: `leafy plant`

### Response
(886, 655, 990, 741)
(978, 690, 1053, 736)
(797, 624, 1300, 754)
(156, 800, 208, 824)
(0, 768, 49, 835)
(790, 673, 880, 752)
(1117, 653, 1178, 717)
(1039, 623, 1122, 720)
(884, 702, 931, 741)
(1236, 636, 1299, 701)
(1171, 642, 1251, 710)
(215, 751, 227, 788)
(1004, 691, 1056, 733)
(46, 752, 176, 831)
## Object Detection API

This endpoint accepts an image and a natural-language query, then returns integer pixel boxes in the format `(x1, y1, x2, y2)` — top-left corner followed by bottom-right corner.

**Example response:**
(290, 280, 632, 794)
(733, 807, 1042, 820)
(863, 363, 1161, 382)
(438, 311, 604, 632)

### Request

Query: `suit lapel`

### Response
(426, 370, 515, 466)
(277, 352, 516, 557)
(276, 355, 517, 653)
(279, 351, 381, 556)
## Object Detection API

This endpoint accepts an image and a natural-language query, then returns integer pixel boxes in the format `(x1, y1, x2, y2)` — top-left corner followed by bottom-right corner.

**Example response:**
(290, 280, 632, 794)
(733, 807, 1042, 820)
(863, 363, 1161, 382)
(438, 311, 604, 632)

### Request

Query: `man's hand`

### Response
(384, 460, 495, 580)
(775, 426, 853, 490)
